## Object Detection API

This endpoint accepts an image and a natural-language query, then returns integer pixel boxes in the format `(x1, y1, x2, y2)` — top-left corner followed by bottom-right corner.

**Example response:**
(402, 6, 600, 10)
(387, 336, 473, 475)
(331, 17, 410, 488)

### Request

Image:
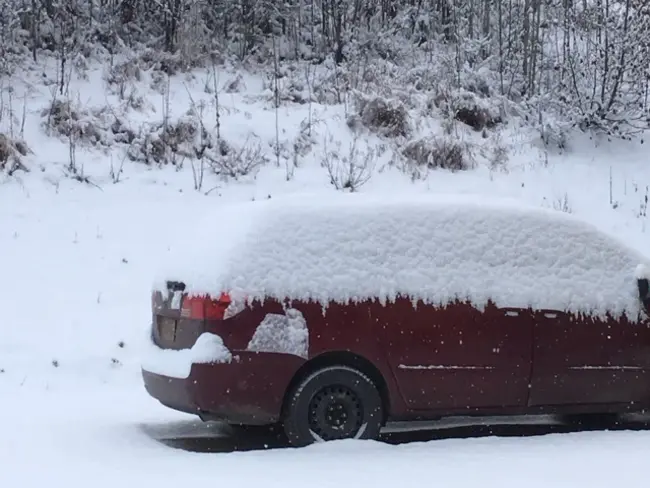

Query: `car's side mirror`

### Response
(638, 277, 649, 299)
(638, 277, 650, 313)
(635, 265, 650, 313)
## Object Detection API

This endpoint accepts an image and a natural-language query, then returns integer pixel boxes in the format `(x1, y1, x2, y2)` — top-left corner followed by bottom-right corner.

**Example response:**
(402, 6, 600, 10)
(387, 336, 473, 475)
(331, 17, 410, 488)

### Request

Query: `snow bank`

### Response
(141, 332, 232, 379)
(247, 309, 309, 358)
(153, 193, 650, 320)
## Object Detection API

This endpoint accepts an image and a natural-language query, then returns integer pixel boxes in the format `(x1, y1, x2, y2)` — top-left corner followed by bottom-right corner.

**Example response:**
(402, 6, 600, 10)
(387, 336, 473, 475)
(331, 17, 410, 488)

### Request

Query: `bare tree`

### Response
(0, 0, 648, 145)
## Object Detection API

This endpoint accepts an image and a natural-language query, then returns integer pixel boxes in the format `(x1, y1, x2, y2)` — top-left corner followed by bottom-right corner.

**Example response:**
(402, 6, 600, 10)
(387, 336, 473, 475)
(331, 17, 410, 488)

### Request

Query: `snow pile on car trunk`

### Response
(142, 332, 232, 379)
(153, 193, 650, 320)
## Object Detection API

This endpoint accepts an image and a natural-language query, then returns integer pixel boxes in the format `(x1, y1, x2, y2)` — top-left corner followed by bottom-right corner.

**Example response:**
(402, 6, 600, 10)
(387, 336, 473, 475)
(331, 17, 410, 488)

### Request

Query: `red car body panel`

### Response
(143, 290, 650, 427)
(529, 310, 650, 407)
(374, 299, 534, 412)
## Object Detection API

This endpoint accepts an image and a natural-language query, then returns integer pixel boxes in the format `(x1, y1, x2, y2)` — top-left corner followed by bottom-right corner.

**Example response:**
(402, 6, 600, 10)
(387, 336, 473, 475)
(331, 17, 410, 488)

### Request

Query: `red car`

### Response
(142, 194, 650, 446)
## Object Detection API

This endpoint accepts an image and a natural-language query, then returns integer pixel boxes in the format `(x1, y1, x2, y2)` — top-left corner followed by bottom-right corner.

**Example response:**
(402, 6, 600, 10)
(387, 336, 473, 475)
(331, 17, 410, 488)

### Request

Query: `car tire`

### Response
(283, 365, 384, 447)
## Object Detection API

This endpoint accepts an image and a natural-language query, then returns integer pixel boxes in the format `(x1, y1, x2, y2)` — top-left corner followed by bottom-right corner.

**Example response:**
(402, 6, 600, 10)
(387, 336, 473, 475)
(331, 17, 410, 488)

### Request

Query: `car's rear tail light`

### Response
(204, 293, 232, 320)
(181, 293, 232, 320)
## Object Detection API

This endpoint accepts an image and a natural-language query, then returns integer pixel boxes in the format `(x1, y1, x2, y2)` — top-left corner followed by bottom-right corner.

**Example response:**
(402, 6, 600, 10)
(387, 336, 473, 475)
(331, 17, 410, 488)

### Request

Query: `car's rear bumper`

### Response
(142, 369, 201, 416)
(141, 353, 305, 425)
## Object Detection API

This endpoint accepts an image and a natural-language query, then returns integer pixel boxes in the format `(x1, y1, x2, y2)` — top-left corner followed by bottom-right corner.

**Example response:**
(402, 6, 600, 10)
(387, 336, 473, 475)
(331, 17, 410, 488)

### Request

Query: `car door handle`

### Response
(504, 310, 519, 317)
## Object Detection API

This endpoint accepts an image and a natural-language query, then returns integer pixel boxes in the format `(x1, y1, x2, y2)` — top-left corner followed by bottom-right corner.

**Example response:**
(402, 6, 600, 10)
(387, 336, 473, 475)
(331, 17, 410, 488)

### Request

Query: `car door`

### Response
(528, 309, 650, 407)
(375, 298, 534, 412)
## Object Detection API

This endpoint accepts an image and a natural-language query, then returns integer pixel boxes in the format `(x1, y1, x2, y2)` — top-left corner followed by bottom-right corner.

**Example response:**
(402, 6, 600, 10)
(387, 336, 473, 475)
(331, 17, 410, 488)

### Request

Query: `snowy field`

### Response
(3, 383, 650, 487)
(3, 59, 650, 487)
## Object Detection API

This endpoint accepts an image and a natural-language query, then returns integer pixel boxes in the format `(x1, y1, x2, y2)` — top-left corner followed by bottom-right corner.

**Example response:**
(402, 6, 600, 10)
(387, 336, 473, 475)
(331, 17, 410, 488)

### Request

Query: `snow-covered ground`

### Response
(3, 382, 650, 487)
(3, 57, 650, 486)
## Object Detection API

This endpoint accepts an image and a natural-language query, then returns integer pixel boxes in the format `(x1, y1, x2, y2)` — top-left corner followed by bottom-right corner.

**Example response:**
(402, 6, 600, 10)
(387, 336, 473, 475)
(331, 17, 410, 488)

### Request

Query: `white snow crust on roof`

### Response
(635, 263, 650, 281)
(153, 193, 650, 320)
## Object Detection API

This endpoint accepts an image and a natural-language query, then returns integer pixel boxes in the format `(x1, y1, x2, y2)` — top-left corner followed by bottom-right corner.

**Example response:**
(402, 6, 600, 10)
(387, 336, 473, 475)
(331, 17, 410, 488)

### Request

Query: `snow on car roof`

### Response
(154, 193, 650, 320)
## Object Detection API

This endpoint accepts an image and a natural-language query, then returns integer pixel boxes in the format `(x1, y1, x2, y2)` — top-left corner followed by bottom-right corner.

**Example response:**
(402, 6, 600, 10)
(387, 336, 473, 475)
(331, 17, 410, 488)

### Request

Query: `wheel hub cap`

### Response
(308, 385, 363, 441)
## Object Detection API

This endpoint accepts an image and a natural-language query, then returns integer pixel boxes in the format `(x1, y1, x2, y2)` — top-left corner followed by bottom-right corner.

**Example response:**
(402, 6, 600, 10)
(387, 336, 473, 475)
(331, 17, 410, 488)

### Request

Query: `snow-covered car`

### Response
(141, 193, 650, 447)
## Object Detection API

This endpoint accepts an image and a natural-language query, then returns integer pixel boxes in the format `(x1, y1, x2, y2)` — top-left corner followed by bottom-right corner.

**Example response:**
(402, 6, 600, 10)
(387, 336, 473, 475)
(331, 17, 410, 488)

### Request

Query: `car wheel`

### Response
(283, 365, 384, 447)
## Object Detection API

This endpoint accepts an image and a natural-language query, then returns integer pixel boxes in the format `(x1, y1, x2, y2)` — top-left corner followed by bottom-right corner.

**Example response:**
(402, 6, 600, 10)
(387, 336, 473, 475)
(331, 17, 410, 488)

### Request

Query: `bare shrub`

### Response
(42, 99, 77, 136)
(260, 64, 314, 106)
(106, 61, 142, 86)
(0, 133, 29, 175)
(489, 144, 509, 172)
(12, 140, 28, 157)
(209, 135, 268, 179)
(321, 134, 375, 192)
(312, 64, 352, 105)
(150, 70, 167, 94)
(123, 90, 147, 112)
(40, 98, 138, 151)
(455, 106, 499, 131)
(105, 61, 142, 99)
(126, 126, 165, 165)
(126, 113, 267, 179)
(403, 137, 473, 172)
(348, 93, 410, 138)
(41, 100, 103, 145)
(110, 118, 136, 145)
(0, 134, 15, 165)
(287, 115, 322, 180)
(486, 133, 510, 171)
(126, 126, 166, 165)
(223, 73, 246, 93)
(432, 88, 501, 132)
(109, 152, 126, 184)
(293, 128, 316, 158)
(126, 116, 203, 165)
(162, 118, 200, 157)
(539, 121, 569, 151)
(553, 193, 572, 213)
(135, 49, 204, 76)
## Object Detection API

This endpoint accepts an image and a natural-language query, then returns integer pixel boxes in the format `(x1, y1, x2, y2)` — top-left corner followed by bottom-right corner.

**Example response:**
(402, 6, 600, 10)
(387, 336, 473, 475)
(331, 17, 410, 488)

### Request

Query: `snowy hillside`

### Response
(3, 0, 650, 484)
(3, 53, 650, 389)
(2, 58, 650, 484)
